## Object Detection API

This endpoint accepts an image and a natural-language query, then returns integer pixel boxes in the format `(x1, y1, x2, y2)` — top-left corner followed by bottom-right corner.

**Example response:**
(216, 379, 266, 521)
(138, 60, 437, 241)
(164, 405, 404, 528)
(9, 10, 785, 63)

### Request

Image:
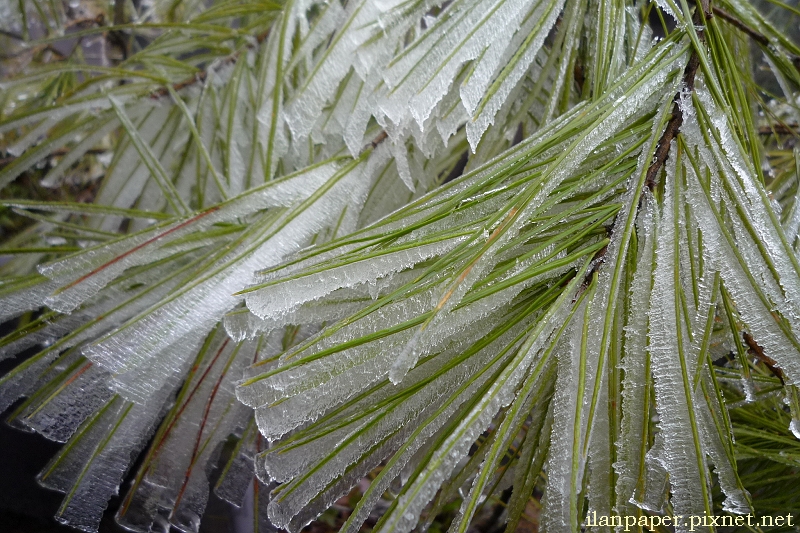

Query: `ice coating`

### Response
(4, 1, 800, 531)
(696, 368, 752, 514)
(648, 155, 709, 527)
(0, 276, 58, 322)
(39, 161, 343, 313)
(683, 149, 800, 382)
(614, 196, 656, 515)
(387, 245, 578, 385)
(541, 296, 594, 531)
(21, 364, 115, 443)
(465, 0, 564, 151)
(379, 267, 583, 533)
(114, 336, 256, 533)
(631, 434, 671, 513)
(83, 161, 371, 401)
(270, 323, 526, 532)
(244, 235, 468, 321)
(238, 287, 439, 436)
(449, 345, 555, 533)
(284, 0, 390, 141)
(40, 394, 169, 533)
(223, 289, 368, 342)
(41, 116, 120, 188)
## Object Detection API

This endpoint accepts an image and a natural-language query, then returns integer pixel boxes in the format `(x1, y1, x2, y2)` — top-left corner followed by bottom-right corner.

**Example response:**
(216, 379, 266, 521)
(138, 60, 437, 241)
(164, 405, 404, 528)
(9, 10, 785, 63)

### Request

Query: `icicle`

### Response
(116, 338, 255, 533)
(41, 393, 168, 533)
(284, 0, 381, 141)
(630, 434, 670, 513)
(541, 297, 590, 532)
(647, 152, 710, 528)
(379, 266, 585, 533)
(244, 235, 466, 321)
(685, 162, 800, 382)
(40, 161, 344, 313)
(614, 194, 656, 515)
(21, 364, 114, 443)
(267, 318, 528, 532)
(80, 160, 368, 401)
(0, 276, 58, 322)
(465, 0, 563, 151)
(696, 368, 752, 514)
(237, 278, 441, 404)
(214, 420, 262, 507)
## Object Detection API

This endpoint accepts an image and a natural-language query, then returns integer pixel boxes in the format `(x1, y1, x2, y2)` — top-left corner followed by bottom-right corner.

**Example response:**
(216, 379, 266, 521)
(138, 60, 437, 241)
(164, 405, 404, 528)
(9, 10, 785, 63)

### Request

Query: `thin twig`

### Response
(581, 3, 707, 293)
(577, 234, 610, 295)
(580, 5, 712, 285)
(149, 68, 212, 99)
(360, 130, 389, 155)
(713, 6, 800, 71)
(759, 123, 799, 135)
(0, 28, 24, 41)
(712, 6, 768, 46)
(743, 332, 785, 384)
(65, 13, 106, 30)
(644, 6, 709, 191)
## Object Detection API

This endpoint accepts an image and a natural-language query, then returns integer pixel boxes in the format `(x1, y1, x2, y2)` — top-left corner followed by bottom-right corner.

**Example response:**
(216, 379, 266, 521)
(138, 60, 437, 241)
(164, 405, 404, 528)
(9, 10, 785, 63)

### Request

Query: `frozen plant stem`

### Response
(645, 2, 709, 192)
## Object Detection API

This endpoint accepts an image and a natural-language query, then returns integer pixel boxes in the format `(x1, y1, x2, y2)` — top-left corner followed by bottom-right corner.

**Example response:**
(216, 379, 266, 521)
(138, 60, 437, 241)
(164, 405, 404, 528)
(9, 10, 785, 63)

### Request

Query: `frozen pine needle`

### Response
(2, 0, 800, 532)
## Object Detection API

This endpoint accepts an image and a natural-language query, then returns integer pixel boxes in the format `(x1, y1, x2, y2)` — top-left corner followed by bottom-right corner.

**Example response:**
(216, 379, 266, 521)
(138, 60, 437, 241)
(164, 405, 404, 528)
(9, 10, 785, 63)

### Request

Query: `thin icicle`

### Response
(244, 235, 467, 321)
(541, 296, 591, 532)
(465, 0, 563, 150)
(648, 152, 710, 528)
(39, 161, 344, 313)
(380, 265, 586, 533)
(614, 195, 656, 515)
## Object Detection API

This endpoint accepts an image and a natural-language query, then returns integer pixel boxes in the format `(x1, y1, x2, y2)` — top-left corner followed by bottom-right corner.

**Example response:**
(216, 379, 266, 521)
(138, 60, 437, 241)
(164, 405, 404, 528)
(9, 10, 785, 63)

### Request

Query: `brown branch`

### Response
(713, 6, 800, 72)
(149, 69, 211, 99)
(65, 13, 106, 31)
(743, 332, 785, 384)
(359, 130, 389, 155)
(580, 6, 713, 287)
(712, 7, 768, 46)
(0, 28, 23, 41)
(576, 232, 611, 297)
(758, 123, 799, 135)
(644, 5, 710, 191)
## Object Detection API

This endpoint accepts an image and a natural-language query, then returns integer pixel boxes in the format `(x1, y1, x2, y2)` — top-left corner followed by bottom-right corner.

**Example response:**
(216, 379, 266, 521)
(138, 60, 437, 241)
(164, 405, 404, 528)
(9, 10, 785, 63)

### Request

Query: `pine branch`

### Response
(645, 3, 709, 191)
(712, 6, 768, 46)
(5, 0, 800, 530)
